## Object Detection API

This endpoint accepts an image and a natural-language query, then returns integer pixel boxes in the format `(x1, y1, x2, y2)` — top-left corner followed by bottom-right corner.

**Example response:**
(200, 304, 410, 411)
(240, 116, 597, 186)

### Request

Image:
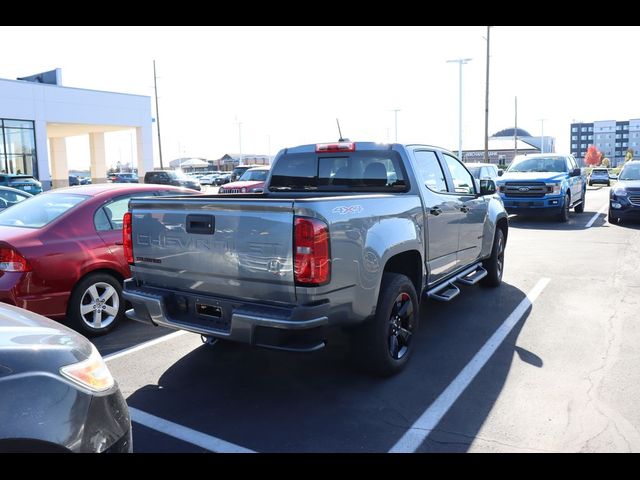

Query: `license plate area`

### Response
(196, 303, 222, 318)
(165, 293, 231, 333)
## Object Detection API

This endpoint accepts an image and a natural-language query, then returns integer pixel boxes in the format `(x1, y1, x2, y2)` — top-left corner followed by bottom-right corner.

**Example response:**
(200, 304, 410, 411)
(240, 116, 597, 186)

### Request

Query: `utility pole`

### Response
(390, 109, 401, 142)
(447, 58, 472, 159)
(153, 60, 164, 169)
(484, 26, 492, 163)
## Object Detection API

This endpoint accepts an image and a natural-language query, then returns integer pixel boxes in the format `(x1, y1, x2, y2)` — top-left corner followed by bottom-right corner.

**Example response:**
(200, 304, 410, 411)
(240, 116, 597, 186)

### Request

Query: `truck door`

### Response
(411, 150, 462, 283)
(440, 153, 488, 267)
(567, 155, 584, 201)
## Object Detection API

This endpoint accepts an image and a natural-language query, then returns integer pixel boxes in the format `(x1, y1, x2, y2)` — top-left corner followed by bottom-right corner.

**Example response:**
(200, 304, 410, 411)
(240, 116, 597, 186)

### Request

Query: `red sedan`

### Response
(218, 166, 269, 194)
(0, 183, 197, 336)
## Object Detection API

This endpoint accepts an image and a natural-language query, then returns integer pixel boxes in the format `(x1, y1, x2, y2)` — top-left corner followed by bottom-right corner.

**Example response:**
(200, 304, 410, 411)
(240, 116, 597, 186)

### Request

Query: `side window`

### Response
(104, 197, 131, 229)
(443, 154, 476, 195)
(94, 208, 111, 231)
(0, 189, 25, 202)
(568, 156, 578, 170)
(413, 151, 447, 193)
(94, 197, 131, 231)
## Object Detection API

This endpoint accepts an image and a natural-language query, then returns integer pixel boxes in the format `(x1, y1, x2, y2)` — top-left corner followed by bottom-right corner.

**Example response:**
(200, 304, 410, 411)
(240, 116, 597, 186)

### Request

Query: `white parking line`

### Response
(130, 407, 256, 453)
(104, 330, 188, 362)
(585, 203, 608, 228)
(389, 277, 551, 453)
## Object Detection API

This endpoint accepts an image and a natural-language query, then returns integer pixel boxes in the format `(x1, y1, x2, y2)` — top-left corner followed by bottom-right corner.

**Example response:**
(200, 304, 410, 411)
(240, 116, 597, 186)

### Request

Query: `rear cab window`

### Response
(269, 150, 409, 192)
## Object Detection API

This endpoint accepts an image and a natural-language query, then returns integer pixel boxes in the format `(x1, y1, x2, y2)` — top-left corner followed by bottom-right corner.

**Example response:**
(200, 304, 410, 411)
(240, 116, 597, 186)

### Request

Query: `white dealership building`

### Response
(0, 69, 153, 189)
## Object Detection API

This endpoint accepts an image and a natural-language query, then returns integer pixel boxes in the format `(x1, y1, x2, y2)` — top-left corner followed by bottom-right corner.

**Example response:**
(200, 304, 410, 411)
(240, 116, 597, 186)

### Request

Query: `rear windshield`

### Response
(0, 193, 88, 228)
(592, 169, 608, 174)
(269, 151, 408, 192)
(9, 176, 38, 183)
(239, 169, 269, 182)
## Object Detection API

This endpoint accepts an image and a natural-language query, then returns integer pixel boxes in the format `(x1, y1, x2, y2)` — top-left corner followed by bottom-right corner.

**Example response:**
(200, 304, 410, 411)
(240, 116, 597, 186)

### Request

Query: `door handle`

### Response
(115, 241, 123, 245)
(430, 207, 442, 216)
(460, 206, 469, 213)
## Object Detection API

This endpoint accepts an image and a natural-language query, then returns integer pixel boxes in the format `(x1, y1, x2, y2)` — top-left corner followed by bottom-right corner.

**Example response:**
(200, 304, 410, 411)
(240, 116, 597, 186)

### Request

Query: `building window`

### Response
(0, 119, 38, 178)
(572, 127, 578, 132)
(571, 135, 577, 141)
(572, 144, 577, 149)
(589, 127, 593, 132)
(616, 134, 621, 139)
(616, 142, 621, 147)
(623, 142, 628, 147)
(624, 125, 629, 130)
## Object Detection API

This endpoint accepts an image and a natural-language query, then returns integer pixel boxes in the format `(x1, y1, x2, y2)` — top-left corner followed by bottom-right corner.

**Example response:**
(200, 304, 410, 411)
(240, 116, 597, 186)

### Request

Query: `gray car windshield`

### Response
(508, 157, 567, 173)
(0, 193, 88, 228)
(619, 164, 640, 180)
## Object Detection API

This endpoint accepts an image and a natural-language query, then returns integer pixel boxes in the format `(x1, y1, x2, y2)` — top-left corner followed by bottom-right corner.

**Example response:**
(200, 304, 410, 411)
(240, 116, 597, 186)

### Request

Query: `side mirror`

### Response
(480, 179, 497, 196)
(498, 170, 504, 176)
(570, 168, 581, 177)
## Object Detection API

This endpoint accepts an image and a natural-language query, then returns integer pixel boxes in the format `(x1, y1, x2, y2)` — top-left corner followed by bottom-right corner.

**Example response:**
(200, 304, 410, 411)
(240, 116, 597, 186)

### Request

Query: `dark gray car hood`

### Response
(0, 303, 92, 374)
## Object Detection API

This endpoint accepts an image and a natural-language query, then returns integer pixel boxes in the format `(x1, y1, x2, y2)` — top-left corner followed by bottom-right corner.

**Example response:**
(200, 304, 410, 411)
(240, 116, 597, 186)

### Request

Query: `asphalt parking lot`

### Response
(92, 185, 640, 452)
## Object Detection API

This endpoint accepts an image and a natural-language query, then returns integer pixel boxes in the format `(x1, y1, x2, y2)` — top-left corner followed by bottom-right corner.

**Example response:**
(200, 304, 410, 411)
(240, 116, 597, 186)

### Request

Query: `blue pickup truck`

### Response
(496, 153, 587, 222)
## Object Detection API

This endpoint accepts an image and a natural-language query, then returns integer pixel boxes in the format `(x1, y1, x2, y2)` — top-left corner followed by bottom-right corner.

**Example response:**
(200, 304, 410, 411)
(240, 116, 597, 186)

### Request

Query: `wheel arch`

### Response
(382, 250, 422, 297)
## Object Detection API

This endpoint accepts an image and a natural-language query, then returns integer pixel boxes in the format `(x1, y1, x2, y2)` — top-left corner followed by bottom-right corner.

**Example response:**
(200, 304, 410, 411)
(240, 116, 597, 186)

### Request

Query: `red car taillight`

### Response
(0, 247, 31, 272)
(294, 217, 330, 286)
(123, 212, 134, 264)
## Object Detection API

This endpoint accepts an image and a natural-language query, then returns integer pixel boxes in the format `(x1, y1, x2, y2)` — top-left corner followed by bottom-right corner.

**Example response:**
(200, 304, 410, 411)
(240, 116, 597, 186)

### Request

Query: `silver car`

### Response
(589, 168, 610, 186)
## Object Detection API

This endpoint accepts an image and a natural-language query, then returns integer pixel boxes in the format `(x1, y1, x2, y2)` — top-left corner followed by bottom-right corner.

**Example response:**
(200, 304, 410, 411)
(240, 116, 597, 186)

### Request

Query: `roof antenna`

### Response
(336, 118, 349, 142)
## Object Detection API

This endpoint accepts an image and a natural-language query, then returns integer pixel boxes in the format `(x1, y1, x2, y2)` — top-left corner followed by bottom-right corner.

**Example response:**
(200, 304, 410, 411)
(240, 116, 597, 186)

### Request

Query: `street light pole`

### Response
(447, 58, 472, 159)
(539, 118, 546, 154)
(237, 120, 243, 166)
(484, 26, 492, 163)
(153, 60, 164, 169)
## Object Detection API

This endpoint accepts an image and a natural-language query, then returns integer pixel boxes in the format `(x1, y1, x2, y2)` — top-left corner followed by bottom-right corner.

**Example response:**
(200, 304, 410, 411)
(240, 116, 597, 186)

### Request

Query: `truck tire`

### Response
(352, 273, 419, 377)
(67, 272, 125, 336)
(559, 194, 570, 222)
(481, 228, 505, 287)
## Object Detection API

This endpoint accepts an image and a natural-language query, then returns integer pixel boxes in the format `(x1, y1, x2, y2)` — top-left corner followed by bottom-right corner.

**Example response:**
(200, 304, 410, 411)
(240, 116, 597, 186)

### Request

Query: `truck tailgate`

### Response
(129, 197, 296, 304)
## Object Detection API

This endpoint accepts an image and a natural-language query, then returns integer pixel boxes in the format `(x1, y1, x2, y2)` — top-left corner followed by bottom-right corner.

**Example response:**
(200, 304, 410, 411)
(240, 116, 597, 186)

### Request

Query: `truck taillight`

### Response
(123, 212, 134, 264)
(294, 217, 330, 286)
(315, 142, 355, 153)
(0, 247, 31, 272)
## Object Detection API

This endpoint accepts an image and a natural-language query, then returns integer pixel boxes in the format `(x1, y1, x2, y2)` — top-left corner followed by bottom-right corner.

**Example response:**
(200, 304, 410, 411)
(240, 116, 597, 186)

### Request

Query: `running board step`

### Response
(428, 283, 460, 302)
(456, 266, 488, 286)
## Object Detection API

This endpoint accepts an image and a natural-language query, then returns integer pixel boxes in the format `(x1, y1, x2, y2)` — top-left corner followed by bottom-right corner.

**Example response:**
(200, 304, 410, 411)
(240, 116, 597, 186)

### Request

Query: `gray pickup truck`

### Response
(123, 142, 508, 376)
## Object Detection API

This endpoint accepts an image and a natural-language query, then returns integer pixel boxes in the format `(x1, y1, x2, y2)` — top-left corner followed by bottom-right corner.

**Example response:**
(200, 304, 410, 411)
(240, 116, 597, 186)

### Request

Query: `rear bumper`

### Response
(123, 280, 330, 352)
